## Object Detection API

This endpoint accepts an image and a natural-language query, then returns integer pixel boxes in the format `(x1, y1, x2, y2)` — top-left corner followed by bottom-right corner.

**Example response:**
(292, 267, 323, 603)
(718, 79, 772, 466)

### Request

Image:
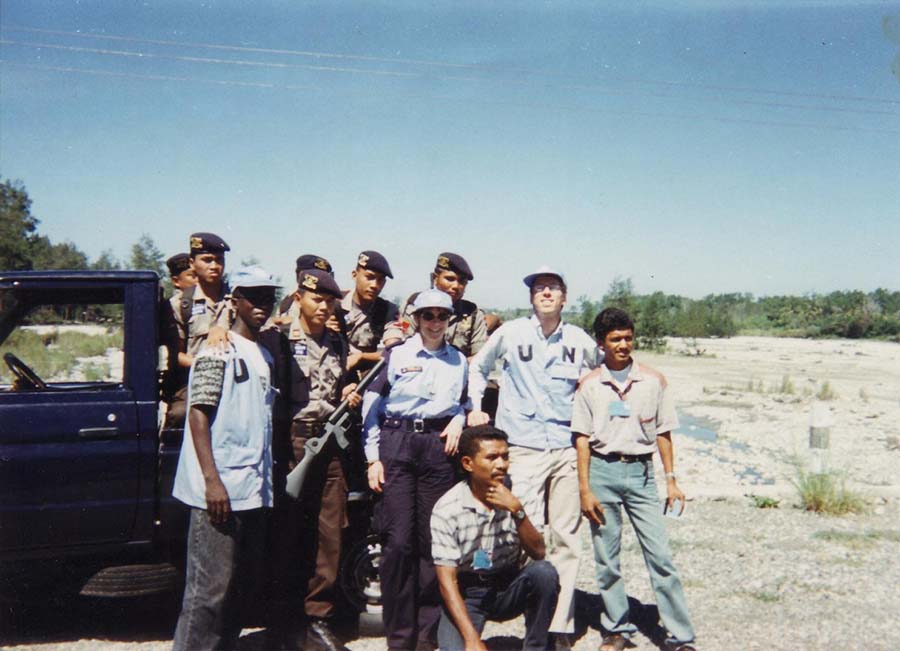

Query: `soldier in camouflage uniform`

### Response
(268, 269, 360, 651)
(165, 233, 232, 427)
(382, 252, 488, 359)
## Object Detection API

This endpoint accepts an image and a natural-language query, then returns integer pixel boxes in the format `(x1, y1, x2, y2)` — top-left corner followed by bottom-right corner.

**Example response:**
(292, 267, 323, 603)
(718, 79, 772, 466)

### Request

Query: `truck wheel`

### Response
(338, 534, 382, 613)
(358, 609, 384, 637)
(79, 563, 179, 598)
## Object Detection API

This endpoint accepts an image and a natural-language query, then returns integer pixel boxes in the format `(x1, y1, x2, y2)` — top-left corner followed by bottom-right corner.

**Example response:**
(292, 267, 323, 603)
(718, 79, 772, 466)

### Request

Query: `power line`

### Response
(3, 38, 897, 120)
(4, 23, 899, 107)
(5, 59, 898, 136)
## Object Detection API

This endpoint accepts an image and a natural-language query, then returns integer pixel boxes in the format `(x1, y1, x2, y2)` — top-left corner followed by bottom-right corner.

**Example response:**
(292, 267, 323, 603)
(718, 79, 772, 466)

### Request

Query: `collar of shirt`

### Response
(408, 333, 453, 359)
(459, 483, 497, 516)
(193, 281, 229, 305)
(598, 361, 644, 391)
(529, 313, 563, 342)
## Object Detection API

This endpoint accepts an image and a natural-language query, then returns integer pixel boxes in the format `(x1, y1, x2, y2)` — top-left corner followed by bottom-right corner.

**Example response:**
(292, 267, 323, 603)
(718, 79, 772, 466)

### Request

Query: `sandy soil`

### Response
(4, 336, 899, 651)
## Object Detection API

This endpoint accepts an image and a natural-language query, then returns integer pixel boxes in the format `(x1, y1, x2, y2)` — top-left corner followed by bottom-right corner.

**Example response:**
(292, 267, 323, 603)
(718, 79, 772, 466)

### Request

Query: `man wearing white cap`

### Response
(172, 265, 280, 651)
(467, 266, 599, 644)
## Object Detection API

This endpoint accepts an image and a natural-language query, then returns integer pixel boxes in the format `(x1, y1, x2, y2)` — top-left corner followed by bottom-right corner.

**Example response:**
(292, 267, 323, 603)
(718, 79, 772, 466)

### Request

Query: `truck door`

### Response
(0, 280, 142, 553)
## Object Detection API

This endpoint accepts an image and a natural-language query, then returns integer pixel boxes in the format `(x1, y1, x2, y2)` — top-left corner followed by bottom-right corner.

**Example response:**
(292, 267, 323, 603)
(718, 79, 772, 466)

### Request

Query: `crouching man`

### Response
(431, 426, 560, 651)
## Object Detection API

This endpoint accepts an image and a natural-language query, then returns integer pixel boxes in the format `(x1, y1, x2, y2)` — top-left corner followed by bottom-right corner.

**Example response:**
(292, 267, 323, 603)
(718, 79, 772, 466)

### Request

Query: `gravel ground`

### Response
(4, 337, 899, 650)
(4, 498, 899, 651)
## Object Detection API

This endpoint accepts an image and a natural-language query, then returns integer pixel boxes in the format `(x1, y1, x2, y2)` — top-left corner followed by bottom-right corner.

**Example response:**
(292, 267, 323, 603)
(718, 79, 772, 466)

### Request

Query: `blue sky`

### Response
(2, 1, 898, 308)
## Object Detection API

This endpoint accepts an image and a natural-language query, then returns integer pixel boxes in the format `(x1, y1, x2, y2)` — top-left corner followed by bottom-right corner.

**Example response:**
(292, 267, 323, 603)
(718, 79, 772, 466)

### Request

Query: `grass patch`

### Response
(82, 362, 111, 382)
(0, 328, 122, 382)
(772, 375, 794, 395)
(747, 590, 781, 603)
(793, 469, 866, 515)
(812, 530, 884, 549)
(749, 495, 780, 509)
(816, 381, 838, 401)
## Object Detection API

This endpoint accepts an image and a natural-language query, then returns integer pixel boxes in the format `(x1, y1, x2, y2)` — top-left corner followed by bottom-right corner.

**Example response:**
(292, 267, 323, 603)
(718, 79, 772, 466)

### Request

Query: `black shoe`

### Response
(551, 633, 574, 651)
(306, 619, 346, 651)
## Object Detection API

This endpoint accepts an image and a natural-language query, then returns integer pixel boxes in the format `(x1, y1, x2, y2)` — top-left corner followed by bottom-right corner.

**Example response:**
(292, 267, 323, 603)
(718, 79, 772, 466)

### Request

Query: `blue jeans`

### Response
(173, 507, 267, 651)
(437, 561, 559, 651)
(588, 457, 695, 646)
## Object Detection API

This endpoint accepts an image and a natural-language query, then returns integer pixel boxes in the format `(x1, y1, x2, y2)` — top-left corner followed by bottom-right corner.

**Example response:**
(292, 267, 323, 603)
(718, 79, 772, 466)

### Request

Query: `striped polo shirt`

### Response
(431, 480, 522, 576)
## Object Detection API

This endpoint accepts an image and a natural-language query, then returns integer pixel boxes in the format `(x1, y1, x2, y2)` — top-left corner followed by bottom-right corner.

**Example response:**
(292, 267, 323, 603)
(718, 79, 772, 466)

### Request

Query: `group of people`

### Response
(163, 232, 698, 651)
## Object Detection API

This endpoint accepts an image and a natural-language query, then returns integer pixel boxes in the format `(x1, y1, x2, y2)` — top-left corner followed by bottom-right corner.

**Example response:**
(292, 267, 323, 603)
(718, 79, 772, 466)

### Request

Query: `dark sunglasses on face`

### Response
(234, 289, 275, 306)
(419, 310, 451, 322)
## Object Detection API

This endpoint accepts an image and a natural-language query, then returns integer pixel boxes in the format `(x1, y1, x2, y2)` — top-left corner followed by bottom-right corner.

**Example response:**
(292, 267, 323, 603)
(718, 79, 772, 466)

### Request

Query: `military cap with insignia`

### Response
(435, 252, 474, 281)
(189, 232, 230, 255)
(356, 250, 393, 278)
(295, 254, 333, 275)
(166, 253, 191, 276)
(298, 269, 343, 299)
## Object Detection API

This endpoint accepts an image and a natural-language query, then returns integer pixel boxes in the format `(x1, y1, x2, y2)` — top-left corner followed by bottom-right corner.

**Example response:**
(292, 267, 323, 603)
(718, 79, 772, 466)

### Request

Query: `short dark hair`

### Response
(458, 425, 508, 461)
(592, 307, 635, 342)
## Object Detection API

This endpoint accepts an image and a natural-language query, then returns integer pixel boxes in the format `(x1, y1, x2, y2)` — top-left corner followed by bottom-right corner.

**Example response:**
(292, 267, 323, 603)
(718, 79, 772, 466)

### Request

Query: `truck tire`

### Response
(79, 563, 179, 598)
(357, 608, 384, 637)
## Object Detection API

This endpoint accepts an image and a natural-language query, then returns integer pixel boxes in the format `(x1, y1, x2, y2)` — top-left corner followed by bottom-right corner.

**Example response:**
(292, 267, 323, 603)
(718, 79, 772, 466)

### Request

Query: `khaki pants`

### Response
(508, 445, 581, 634)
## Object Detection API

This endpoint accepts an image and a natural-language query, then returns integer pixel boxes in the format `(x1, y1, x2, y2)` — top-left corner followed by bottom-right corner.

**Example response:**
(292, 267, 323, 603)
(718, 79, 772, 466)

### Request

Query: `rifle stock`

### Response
(284, 357, 386, 499)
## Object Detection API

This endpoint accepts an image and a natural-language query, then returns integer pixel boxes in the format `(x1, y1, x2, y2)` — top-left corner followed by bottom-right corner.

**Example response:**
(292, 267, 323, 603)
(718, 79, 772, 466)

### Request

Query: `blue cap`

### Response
(523, 265, 566, 289)
(412, 288, 453, 313)
(231, 265, 281, 290)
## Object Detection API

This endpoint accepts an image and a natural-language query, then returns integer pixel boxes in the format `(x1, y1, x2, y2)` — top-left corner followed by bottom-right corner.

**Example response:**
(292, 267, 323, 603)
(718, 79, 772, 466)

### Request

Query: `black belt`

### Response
(457, 570, 517, 590)
(592, 451, 653, 463)
(382, 416, 453, 433)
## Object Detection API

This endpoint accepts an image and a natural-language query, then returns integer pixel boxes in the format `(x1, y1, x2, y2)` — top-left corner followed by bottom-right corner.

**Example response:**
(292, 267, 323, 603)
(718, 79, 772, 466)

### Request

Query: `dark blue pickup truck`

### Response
(0, 271, 187, 600)
(0, 270, 382, 631)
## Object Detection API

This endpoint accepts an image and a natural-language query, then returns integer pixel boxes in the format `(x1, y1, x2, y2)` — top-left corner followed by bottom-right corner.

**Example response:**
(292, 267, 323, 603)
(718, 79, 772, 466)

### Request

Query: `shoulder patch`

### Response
(577, 368, 604, 391)
(638, 363, 668, 389)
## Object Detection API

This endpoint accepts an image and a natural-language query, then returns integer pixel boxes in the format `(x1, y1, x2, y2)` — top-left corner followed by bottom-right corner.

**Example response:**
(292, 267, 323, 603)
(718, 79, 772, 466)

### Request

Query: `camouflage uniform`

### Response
(269, 272, 351, 634)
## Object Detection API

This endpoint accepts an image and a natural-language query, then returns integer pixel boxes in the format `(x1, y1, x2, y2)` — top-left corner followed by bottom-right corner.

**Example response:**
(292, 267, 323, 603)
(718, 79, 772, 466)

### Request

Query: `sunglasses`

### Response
(234, 289, 276, 306)
(419, 310, 451, 322)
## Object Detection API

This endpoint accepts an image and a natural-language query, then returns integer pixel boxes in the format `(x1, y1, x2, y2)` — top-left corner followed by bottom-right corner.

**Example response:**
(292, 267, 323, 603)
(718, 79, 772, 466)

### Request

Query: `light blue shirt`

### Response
(362, 334, 468, 462)
(173, 334, 275, 511)
(469, 315, 599, 450)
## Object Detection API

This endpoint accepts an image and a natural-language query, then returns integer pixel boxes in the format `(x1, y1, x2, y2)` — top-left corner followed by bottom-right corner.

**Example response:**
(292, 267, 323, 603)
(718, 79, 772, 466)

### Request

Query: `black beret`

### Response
(189, 232, 230, 255)
(435, 252, 473, 281)
(166, 253, 191, 276)
(356, 250, 393, 278)
(295, 254, 333, 275)
(297, 269, 342, 299)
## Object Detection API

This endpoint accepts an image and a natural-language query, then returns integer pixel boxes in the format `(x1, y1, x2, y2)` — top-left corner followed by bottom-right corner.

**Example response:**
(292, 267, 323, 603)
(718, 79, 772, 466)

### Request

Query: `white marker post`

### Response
(808, 401, 833, 475)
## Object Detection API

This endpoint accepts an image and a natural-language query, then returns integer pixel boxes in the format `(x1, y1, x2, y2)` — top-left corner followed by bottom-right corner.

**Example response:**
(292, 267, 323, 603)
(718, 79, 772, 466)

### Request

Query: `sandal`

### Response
(600, 633, 626, 651)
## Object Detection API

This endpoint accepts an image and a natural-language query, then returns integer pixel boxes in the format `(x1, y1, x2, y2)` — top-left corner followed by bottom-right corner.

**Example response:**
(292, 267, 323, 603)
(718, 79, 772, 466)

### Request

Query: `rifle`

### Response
(285, 357, 386, 499)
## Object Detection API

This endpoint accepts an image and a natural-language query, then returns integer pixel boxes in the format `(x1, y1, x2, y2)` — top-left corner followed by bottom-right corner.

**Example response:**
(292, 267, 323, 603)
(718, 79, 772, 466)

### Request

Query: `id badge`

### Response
(294, 342, 308, 356)
(608, 400, 631, 417)
(473, 549, 493, 571)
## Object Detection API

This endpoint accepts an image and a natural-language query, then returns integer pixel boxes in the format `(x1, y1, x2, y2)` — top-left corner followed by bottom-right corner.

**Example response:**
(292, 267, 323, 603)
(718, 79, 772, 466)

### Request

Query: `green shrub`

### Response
(816, 381, 837, 401)
(793, 469, 866, 515)
(749, 495, 780, 509)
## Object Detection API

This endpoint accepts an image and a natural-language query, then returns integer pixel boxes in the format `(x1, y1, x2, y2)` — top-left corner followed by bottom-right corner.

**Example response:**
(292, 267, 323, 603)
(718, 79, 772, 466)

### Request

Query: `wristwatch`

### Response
(512, 508, 527, 522)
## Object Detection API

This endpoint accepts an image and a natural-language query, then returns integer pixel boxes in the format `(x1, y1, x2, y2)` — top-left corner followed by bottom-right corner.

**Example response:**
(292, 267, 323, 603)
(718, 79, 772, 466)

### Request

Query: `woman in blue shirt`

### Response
(362, 288, 468, 651)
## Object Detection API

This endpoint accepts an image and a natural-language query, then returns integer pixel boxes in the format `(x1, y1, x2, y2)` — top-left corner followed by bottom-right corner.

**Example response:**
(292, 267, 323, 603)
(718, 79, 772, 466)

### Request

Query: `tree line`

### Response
(566, 278, 900, 346)
(4, 179, 898, 341)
